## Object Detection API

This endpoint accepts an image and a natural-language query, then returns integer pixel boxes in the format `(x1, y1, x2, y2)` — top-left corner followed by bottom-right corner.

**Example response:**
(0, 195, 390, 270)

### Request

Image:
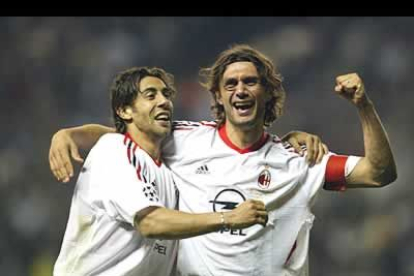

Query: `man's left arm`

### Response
(334, 73, 397, 187)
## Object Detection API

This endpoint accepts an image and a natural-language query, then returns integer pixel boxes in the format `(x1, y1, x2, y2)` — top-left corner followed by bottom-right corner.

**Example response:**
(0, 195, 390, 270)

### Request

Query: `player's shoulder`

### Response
(265, 133, 310, 165)
(89, 133, 132, 161)
(91, 133, 154, 171)
(80, 133, 130, 180)
(172, 120, 217, 132)
(171, 120, 217, 140)
(95, 133, 126, 149)
(267, 133, 295, 152)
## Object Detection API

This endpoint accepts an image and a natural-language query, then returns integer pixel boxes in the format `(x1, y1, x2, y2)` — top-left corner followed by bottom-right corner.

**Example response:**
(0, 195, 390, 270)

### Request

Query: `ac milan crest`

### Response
(258, 165, 271, 189)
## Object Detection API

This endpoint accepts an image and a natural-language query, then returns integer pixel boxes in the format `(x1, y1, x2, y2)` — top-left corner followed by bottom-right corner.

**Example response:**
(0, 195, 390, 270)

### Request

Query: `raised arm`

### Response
(49, 124, 115, 182)
(135, 199, 268, 240)
(334, 73, 397, 187)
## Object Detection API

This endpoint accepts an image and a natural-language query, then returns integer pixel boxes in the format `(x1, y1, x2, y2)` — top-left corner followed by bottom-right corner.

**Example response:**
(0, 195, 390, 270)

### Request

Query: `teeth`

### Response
(155, 114, 170, 120)
(234, 102, 253, 109)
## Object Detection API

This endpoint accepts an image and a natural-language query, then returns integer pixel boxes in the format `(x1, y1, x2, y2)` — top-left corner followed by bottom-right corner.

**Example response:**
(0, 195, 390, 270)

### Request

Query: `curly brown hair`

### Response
(199, 44, 286, 127)
(110, 66, 176, 133)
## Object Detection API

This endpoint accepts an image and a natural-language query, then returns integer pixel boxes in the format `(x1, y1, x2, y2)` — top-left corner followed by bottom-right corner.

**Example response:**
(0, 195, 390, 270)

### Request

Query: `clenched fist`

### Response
(226, 199, 268, 229)
(335, 73, 369, 107)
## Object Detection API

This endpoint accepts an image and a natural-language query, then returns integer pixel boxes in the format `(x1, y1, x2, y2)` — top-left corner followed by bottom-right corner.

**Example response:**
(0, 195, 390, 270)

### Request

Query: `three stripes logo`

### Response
(195, 164, 210, 174)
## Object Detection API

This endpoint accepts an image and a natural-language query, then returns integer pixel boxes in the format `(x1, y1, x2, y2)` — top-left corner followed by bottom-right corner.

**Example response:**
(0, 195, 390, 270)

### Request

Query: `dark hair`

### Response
(110, 66, 176, 133)
(200, 44, 286, 127)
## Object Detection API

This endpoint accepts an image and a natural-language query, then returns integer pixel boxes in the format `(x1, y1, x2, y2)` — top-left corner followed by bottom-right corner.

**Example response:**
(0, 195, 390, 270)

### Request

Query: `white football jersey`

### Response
(162, 121, 360, 276)
(54, 133, 178, 276)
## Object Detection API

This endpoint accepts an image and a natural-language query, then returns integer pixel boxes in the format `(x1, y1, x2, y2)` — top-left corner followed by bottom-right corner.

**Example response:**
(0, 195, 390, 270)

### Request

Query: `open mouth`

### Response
(154, 112, 171, 126)
(233, 101, 254, 115)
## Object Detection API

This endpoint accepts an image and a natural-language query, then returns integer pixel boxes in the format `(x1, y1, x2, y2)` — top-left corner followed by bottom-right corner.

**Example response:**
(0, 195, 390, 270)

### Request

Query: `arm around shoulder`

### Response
(49, 124, 115, 182)
(67, 124, 116, 150)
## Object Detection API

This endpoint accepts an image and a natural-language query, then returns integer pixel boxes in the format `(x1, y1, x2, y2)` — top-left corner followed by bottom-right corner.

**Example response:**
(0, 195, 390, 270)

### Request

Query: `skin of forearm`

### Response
(135, 207, 223, 240)
(68, 124, 115, 150)
(357, 100, 397, 184)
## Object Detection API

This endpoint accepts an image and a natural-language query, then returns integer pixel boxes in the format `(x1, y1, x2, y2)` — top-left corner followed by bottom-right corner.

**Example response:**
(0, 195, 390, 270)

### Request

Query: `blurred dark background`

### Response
(1, 16, 412, 276)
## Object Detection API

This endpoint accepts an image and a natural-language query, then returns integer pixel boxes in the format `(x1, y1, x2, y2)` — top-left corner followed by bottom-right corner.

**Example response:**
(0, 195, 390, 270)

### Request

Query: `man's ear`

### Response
(215, 91, 223, 105)
(117, 106, 133, 120)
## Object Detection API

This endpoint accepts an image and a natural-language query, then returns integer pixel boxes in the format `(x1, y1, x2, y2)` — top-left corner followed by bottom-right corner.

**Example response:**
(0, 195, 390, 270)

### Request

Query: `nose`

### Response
(235, 90, 248, 100)
(235, 82, 248, 99)
(157, 93, 172, 109)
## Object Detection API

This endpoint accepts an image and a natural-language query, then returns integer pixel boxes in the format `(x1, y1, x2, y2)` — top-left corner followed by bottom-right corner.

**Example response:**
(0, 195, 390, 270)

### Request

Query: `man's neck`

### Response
(126, 128, 163, 161)
(224, 121, 265, 149)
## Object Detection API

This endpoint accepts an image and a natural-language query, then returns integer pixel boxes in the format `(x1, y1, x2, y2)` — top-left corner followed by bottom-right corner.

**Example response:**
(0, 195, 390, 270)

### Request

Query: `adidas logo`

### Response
(195, 165, 210, 174)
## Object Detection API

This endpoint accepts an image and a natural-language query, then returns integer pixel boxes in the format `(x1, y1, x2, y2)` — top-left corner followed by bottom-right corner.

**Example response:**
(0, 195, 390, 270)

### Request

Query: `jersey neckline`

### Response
(218, 124, 269, 154)
(124, 132, 162, 167)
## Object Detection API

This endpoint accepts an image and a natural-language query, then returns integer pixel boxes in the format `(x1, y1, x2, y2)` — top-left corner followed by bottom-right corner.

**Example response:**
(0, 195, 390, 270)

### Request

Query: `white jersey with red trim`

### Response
(54, 133, 178, 276)
(162, 121, 360, 276)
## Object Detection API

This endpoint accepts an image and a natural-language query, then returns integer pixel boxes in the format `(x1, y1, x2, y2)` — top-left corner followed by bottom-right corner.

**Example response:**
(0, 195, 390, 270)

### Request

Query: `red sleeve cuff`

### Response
(324, 155, 348, 191)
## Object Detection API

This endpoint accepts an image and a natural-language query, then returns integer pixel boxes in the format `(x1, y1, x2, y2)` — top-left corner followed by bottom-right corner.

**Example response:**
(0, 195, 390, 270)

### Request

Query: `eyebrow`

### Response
(244, 76, 259, 82)
(161, 87, 172, 92)
(223, 76, 259, 84)
(223, 78, 237, 84)
(141, 87, 158, 93)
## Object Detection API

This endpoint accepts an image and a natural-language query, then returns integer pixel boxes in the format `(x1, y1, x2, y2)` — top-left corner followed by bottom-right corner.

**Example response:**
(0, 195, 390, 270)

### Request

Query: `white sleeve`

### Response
(345, 155, 362, 177)
(290, 152, 363, 206)
(92, 138, 163, 226)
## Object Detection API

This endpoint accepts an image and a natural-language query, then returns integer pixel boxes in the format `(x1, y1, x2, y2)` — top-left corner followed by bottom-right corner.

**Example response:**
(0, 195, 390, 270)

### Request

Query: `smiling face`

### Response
(119, 76, 174, 141)
(216, 61, 270, 130)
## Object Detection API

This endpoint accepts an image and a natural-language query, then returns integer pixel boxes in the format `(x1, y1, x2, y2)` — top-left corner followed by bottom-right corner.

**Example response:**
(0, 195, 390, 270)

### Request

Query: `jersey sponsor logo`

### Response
(258, 165, 271, 189)
(153, 242, 167, 255)
(195, 164, 210, 174)
(209, 188, 246, 212)
(209, 188, 247, 236)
